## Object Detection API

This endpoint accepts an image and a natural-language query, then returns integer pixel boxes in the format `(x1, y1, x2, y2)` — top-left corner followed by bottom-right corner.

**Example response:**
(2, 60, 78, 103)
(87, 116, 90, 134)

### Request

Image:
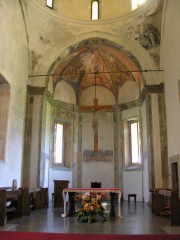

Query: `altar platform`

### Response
(62, 188, 122, 218)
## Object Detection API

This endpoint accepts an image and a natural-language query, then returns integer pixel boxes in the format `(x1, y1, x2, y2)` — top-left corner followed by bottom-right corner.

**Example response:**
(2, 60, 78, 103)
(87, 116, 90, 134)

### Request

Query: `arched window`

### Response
(91, 1, 99, 20)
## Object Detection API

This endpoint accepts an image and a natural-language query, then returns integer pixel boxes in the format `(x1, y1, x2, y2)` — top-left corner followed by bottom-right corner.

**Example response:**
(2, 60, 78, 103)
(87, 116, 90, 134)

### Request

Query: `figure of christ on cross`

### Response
(92, 109, 98, 152)
(80, 98, 112, 152)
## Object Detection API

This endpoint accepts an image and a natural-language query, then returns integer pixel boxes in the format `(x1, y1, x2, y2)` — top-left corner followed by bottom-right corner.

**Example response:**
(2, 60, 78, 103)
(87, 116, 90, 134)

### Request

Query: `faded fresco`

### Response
(83, 150, 113, 162)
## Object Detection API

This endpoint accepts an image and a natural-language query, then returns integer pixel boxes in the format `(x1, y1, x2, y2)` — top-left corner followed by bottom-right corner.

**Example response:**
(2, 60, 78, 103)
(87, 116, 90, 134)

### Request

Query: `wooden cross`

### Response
(80, 98, 112, 151)
(80, 98, 112, 112)
(80, 72, 112, 151)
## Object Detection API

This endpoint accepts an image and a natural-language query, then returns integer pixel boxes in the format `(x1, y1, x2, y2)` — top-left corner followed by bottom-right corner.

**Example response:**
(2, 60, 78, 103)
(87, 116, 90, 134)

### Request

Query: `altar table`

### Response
(61, 188, 122, 218)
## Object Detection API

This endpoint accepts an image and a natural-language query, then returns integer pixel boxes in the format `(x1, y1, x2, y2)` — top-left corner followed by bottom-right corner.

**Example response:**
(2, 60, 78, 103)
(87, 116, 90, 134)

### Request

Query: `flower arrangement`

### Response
(74, 192, 107, 223)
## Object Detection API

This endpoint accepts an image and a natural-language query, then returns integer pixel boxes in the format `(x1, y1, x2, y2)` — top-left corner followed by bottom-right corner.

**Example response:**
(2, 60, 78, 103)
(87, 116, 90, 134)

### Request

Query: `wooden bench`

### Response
(150, 188, 171, 215)
(0, 188, 23, 226)
(23, 187, 48, 216)
(150, 188, 180, 226)
(157, 189, 171, 216)
(150, 188, 158, 214)
(0, 187, 48, 225)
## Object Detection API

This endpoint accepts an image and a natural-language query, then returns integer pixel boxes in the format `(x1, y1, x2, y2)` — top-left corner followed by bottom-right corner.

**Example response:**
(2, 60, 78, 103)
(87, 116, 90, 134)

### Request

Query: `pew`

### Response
(23, 187, 48, 215)
(150, 189, 158, 214)
(156, 189, 171, 216)
(0, 187, 48, 225)
(150, 188, 171, 216)
(0, 188, 23, 226)
(150, 188, 180, 225)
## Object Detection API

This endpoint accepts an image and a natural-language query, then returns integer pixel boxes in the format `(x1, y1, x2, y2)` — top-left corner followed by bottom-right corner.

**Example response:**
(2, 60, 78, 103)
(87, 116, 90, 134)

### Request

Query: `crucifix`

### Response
(80, 72, 112, 152)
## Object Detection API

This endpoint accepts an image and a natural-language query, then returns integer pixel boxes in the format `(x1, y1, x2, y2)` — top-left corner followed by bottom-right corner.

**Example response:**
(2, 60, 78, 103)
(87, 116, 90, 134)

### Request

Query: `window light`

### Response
(91, 1, 99, 20)
(46, 0, 53, 8)
(130, 122, 139, 163)
(131, 0, 146, 11)
(54, 123, 63, 164)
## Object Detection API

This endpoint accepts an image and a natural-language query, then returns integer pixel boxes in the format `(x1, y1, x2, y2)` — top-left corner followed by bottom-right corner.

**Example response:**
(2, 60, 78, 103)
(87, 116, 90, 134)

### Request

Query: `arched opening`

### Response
(0, 74, 10, 161)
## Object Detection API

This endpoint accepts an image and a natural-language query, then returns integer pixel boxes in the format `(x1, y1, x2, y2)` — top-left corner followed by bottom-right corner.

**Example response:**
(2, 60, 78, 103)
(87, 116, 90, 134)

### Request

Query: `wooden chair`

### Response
(90, 182, 110, 213)
(128, 194, 136, 204)
(91, 182, 101, 188)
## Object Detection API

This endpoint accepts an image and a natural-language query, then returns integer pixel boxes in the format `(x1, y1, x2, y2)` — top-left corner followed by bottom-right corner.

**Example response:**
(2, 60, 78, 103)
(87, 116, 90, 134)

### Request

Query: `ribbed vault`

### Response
(51, 38, 142, 101)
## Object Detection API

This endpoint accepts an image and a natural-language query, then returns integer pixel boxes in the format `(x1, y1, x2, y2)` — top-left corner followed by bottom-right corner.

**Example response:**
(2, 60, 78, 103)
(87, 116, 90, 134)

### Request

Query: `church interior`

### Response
(0, 0, 180, 236)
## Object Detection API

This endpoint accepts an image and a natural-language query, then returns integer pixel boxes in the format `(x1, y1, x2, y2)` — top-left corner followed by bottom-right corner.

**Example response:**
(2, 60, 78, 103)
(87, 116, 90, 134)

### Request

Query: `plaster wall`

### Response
(122, 107, 139, 121)
(80, 86, 115, 106)
(54, 81, 76, 104)
(82, 162, 114, 188)
(161, 0, 180, 186)
(123, 170, 143, 201)
(47, 0, 132, 20)
(0, 0, 28, 187)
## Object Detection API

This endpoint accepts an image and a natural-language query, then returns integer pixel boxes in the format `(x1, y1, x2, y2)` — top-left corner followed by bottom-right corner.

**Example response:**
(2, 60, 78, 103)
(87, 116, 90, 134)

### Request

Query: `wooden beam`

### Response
(80, 98, 112, 112)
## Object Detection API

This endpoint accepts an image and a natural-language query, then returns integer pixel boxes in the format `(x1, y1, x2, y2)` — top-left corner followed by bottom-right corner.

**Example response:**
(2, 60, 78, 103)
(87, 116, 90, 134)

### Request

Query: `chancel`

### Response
(1, 0, 180, 237)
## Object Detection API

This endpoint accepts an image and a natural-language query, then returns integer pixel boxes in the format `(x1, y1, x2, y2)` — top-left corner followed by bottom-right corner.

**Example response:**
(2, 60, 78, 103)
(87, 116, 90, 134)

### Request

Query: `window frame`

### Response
(123, 117, 142, 170)
(53, 122, 64, 165)
(91, 0, 99, 20)
(130, 121, 140, 164)
(52, 121, 72, 170)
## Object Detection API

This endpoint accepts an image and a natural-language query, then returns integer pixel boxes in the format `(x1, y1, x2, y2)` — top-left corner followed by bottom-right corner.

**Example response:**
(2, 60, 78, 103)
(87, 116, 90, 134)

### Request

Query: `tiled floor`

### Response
(0, 200, 180, 235)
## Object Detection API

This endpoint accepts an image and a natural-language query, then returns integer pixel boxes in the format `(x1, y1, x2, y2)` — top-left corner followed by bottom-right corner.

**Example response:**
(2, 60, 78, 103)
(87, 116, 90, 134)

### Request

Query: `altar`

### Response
(61, 188, 122, 218)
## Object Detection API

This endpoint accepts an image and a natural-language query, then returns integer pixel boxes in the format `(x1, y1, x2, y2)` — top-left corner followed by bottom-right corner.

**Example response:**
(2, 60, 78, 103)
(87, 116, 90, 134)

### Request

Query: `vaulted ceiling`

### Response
(51, 38, 142, 98)
(27, 0, 162, 102)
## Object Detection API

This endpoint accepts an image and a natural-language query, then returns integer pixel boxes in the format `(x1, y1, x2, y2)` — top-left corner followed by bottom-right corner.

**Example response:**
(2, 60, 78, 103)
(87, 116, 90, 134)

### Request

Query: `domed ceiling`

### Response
(50, 38, 142, 99)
